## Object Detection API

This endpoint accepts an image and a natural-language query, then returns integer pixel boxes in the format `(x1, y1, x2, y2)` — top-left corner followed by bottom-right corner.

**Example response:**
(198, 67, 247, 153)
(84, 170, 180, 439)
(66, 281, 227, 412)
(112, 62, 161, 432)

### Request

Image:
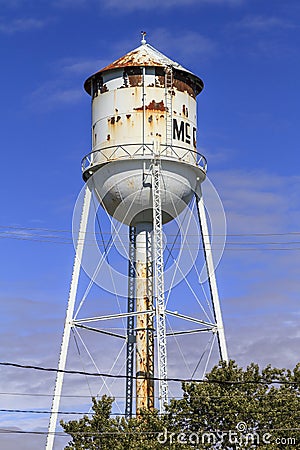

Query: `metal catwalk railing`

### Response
(81, 143, 207, 174)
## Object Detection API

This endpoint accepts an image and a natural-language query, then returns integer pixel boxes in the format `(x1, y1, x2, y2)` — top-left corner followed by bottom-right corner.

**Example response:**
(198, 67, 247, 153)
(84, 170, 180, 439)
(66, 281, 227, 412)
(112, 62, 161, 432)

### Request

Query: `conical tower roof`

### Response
(99, 43, 191, 72)
(84, 41, 204, 95)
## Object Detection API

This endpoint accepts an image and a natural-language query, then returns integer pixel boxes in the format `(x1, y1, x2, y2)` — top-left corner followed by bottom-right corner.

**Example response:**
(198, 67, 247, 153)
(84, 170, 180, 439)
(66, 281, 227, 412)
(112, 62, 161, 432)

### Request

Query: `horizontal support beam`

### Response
(166, 327, 217, 337)
(165, 310, 215, 327)
(74, 323, 126, 339)
(73, 310, 154, 325)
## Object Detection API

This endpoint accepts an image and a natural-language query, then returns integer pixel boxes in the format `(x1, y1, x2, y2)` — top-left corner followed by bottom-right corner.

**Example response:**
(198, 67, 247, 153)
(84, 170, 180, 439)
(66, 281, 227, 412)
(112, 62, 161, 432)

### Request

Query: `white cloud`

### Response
(103, 0, 243, 11)
(27, 80, 84, 111)
(237, 15, 294, 31)
(52, 0, 87, 7)
(49, 0, 245, 11)
(225, 13, 296, 58)
(59, 57, 109, 76)
(200, 146, 234, 166)
(0, 17, 46, 34)
(154, 29, 217, 60)
(0, 0, 245, 11)
(208, 168, 300, 368)
(226, 314, 300, 369)
(0, 0, 29, 7)
(0, 431, 47, 450)
(211, 170, 300, 234)
(26, 56, 108, 112)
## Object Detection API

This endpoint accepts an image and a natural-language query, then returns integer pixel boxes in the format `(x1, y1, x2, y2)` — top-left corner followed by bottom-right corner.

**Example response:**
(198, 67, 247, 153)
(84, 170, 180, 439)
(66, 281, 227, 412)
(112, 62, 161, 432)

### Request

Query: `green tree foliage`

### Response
(61, 361, 300, 449)
(61, 396, 167, 450)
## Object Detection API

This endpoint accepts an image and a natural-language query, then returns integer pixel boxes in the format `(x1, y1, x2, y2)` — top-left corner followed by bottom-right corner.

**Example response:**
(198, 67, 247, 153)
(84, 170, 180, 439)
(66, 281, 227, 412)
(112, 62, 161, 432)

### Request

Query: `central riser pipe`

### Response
(135, 222, 154, 413)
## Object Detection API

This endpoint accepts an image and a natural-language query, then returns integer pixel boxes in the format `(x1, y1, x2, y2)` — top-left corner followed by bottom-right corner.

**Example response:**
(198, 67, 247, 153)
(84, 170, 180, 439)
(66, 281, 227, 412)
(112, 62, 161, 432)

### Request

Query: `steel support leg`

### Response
(125, 225, 136, 419)
(46, 186, 92, 450)
(196, 188, 228, 362)
(152, 159, 168, 413)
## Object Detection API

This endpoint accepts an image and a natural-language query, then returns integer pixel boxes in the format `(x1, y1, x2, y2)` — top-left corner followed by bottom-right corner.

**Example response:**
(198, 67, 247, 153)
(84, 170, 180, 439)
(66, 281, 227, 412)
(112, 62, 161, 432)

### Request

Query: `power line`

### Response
(2, 232, 300, 251)
(0, 391, 127, 399)
(1, 406, 300, 416)
(0, 391, 298, 400)
(0, 361, 299, 386)
(1, 224, 300, 237)
(1, 426, 300, 437)
(0, 428, 67, 436)
(1, 224, 300, 250)
(0, 392, 94, 398)
(0, 225, 300, 238)
(0, 409, 91, 415)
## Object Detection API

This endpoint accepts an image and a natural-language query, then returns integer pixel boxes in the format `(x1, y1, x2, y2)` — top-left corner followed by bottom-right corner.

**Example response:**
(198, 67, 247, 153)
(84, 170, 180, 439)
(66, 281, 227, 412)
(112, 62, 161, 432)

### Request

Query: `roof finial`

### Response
(141, 31, 147, 45)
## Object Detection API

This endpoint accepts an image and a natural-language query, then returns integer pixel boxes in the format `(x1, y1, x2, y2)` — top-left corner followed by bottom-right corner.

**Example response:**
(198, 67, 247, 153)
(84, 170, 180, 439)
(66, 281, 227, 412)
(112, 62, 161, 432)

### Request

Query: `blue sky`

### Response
(0, 0, 300, 448)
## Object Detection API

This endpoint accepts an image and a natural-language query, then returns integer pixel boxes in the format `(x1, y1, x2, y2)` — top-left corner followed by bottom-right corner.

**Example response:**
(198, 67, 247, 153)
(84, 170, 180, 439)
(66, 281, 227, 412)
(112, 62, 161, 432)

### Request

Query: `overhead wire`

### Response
(1, 227, 300, 250)
(1, 224, 300, 237)
(0, 409, 93, 416)
(1, 361, 299, 385)
(0, 392, 299, 400)
(0, 390, 299, 400)
(1, 427, 300, 436)
(1, 406, 300, 416)
(2, 229, 300, 245)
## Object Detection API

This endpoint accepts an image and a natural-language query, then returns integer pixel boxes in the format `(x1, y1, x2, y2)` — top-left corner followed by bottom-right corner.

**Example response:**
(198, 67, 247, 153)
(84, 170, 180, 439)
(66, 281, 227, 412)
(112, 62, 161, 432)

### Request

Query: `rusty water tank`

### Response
(82, 39, 206, 225)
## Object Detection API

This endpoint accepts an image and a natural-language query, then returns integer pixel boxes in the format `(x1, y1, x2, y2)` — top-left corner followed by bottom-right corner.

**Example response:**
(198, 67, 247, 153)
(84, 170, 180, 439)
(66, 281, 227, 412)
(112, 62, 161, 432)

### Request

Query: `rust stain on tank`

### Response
(100, 84, 108, 93)
(174, 79, 195, 98)
(155, 75, 196, 98)
(127, 179, 135, 189)
(182, 105, 189, 117)
(109, 115, 122, 125)
(156, 75, 165, 88)
(134, 100, 166, 112)
(107, 134, 111, 141)
(128, 74, 143, 87)
(126, 114, 131, 119)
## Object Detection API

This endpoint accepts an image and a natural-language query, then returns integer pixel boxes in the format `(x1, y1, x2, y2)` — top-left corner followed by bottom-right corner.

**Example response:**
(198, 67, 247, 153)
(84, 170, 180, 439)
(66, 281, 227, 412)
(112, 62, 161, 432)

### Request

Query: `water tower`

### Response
(46, 33, 228, 450)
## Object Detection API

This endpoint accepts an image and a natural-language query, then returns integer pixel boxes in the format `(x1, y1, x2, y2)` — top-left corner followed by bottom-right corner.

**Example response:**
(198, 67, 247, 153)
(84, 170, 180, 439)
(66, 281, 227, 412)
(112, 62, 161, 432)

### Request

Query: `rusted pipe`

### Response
(135, 222, 154, 413)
